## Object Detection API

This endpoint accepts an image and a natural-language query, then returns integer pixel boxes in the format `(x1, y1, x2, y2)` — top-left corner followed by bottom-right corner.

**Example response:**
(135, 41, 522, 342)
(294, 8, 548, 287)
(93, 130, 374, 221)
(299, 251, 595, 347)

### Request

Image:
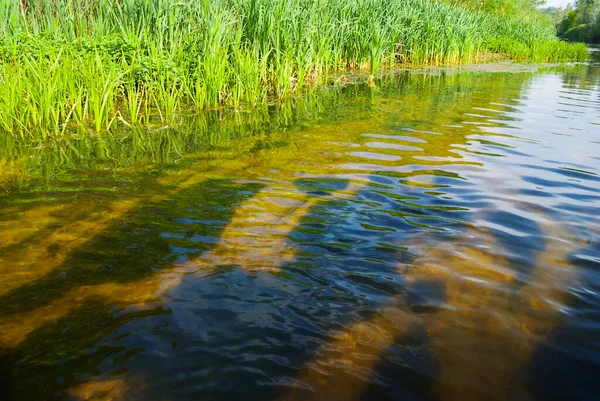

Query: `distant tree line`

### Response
(445, 0, 598, 43)
(555, 0, 600, 43)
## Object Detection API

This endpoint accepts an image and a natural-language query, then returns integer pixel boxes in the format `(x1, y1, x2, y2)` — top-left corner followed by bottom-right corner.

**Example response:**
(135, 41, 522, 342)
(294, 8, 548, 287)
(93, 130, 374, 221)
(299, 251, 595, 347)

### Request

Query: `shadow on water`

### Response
(275, 186, 597, 401)
(244, 65, 599, 401)
(0, 178, 268, 318)
(270, 177, 440, 401)
(1, 62, 599, 401)
(0, 178, 265, 400)
(0, 89, 340, 401)
(0, 71, 531, 401)
(526, 239, 600, 401)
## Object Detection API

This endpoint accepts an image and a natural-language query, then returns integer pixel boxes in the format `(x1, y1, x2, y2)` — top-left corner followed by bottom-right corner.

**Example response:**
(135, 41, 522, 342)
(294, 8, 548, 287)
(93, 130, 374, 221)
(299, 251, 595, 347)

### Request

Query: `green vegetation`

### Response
(445, 0, 547, 19)
(557, 0, 600, 43)
(0, 0, 589, 140)
(3, 63, 593, 194)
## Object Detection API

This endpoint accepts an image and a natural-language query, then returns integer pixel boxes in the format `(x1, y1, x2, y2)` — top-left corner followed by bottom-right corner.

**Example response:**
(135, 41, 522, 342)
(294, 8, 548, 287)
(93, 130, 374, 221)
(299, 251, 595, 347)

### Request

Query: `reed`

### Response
(0, 0, 589, 140)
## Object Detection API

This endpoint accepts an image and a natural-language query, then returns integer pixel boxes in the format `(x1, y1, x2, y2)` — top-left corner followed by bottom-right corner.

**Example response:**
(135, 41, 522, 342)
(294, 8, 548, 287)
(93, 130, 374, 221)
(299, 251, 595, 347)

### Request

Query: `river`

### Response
(0, 51, 599, 401)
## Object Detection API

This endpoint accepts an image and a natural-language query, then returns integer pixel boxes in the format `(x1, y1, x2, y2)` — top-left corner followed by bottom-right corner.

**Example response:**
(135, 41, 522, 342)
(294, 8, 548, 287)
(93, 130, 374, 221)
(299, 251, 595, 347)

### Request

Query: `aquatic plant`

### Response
(0, 0, 589, 139)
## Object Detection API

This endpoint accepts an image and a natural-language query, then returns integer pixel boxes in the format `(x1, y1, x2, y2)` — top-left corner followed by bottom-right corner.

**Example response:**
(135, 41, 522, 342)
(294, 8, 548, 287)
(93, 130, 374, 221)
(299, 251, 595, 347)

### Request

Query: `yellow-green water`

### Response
(1, 56, 599, 401)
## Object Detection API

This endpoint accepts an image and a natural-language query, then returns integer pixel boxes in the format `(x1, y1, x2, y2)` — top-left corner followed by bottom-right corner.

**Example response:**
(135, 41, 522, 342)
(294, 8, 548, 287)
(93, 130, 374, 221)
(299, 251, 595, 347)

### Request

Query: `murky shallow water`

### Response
(1, 54, 599, 401)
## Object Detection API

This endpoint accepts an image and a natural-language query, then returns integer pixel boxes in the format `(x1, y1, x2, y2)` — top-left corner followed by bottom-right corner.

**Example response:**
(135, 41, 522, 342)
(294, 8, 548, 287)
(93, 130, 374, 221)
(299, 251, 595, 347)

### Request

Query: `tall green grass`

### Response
(0, 0, 589, 139)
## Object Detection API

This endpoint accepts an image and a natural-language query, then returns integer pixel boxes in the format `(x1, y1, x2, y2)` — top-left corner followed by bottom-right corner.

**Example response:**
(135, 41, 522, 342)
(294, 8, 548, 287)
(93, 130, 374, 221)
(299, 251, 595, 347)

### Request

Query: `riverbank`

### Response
(1, 59, 594, 196)
(0, 0, 589, 140)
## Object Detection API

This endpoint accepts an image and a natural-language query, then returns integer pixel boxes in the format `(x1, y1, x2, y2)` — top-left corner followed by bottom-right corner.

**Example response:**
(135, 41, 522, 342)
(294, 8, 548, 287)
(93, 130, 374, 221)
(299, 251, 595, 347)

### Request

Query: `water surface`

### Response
(1, 55, 599, 401)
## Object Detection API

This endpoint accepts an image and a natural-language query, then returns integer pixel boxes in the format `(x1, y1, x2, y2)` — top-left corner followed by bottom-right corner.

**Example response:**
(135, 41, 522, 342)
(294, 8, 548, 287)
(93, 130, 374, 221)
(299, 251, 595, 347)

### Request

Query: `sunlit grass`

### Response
(0, 0, 589, 139)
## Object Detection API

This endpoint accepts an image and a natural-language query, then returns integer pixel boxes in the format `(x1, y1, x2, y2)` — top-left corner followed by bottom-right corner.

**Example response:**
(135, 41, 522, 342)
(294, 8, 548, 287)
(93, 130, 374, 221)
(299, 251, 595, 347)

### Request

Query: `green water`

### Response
(1, 56, 599, 401)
